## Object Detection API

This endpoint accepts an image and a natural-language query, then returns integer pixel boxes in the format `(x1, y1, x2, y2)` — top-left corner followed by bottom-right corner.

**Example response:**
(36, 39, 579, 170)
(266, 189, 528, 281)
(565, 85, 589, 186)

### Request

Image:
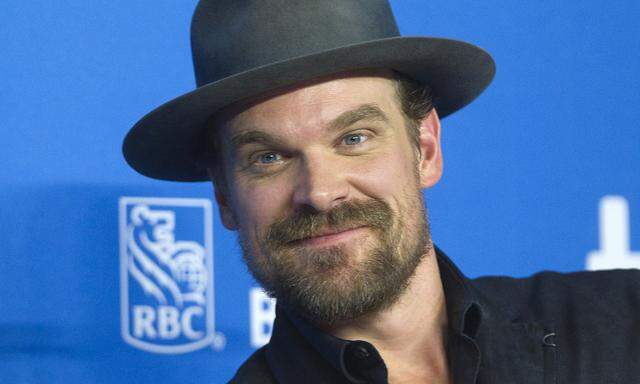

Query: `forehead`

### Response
(214, 71, 401, 135)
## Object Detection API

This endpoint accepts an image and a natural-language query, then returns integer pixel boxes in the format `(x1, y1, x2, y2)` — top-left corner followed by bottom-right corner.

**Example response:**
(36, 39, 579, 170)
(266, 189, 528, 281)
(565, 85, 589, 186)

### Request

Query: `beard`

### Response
(239, 189, 431, 326)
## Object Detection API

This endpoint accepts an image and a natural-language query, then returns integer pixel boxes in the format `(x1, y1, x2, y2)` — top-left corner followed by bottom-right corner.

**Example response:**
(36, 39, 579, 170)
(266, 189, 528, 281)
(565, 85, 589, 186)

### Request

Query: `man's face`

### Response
(213, 72, 443, 325)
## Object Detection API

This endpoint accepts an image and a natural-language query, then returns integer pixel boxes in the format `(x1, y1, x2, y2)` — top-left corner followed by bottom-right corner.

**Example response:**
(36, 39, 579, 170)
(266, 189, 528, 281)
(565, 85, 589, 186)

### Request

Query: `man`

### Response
(123, 1, 640, 383)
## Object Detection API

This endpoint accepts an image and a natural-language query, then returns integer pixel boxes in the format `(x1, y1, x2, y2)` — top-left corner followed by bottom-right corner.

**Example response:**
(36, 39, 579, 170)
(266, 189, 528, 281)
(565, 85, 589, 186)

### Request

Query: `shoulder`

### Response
(472, 268, 640, 322)
(228, 347, 276, 384)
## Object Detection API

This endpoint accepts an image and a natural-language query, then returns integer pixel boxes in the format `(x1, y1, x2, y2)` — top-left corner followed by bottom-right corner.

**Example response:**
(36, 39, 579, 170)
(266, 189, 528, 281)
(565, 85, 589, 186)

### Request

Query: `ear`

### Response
(208, 168, 239, 230)
(215, 188, 239, 230)
(417, 109, 443, 188)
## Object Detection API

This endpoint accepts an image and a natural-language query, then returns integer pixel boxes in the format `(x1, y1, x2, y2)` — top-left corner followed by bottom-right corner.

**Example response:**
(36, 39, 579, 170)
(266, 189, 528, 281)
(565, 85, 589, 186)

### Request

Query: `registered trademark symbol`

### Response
(212, 332, 227, 351)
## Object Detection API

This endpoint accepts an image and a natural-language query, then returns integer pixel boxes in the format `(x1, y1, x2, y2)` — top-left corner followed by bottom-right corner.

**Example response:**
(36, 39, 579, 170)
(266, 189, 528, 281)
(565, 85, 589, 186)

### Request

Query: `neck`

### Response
(324, 246, 451, 383)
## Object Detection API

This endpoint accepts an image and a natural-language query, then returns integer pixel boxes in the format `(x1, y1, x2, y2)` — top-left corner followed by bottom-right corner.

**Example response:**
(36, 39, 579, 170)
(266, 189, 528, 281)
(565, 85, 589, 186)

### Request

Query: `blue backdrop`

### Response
(1, 1, 638, 382)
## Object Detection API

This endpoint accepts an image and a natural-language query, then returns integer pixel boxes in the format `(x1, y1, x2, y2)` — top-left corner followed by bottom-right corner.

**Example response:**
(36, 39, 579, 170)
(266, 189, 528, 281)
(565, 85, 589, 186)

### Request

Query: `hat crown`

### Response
(191, 0, 400, 86)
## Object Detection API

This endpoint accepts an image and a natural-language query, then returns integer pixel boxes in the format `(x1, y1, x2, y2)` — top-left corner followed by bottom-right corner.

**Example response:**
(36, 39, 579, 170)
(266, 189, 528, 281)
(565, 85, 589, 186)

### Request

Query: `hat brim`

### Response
(123, 36, 495, 181)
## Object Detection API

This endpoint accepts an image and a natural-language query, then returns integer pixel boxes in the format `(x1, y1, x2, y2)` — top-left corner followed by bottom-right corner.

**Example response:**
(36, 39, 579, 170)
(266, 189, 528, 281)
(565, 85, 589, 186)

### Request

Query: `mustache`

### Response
(265, 199, 393, 246)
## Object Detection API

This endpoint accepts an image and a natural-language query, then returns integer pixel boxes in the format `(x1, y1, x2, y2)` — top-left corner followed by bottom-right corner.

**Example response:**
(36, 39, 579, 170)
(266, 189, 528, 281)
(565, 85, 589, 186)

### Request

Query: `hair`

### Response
(392, 72, 434, 150)
(205, 72, 433, 193)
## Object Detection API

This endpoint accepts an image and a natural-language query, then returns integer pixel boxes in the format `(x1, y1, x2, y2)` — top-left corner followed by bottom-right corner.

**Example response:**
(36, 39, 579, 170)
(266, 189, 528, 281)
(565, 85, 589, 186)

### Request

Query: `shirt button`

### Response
(353, 345, 371, 359)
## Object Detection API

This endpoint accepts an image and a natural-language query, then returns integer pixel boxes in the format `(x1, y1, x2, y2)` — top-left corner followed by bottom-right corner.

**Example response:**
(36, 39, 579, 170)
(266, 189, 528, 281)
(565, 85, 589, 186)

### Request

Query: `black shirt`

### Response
(233, 247, 640, 383)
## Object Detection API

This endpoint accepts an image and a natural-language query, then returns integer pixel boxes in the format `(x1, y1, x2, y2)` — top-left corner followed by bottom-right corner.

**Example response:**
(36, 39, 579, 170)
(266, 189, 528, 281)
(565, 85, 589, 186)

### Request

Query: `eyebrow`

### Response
(230, 103, 389, 151)
(230, 130, 281, 151)
(329, 103, 389, 131)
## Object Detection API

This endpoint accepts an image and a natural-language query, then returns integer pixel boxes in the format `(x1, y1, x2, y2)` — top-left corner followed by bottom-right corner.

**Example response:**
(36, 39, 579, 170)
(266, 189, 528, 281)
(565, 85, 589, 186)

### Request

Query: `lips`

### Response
(289, 226, 367, 246)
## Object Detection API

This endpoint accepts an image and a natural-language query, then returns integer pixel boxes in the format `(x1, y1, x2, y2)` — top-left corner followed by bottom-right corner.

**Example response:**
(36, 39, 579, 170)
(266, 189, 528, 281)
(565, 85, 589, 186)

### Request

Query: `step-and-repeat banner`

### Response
(2, 1, 638, 382)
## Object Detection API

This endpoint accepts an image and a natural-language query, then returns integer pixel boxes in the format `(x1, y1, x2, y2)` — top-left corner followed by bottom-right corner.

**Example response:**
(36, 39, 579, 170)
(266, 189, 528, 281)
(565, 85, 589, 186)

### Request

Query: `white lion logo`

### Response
(127, 205, 207, 307)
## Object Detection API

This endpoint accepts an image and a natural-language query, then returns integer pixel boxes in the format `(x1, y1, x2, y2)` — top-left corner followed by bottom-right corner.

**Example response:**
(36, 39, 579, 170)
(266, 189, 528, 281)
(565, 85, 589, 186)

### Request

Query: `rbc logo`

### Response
(119, 197, 219, 354)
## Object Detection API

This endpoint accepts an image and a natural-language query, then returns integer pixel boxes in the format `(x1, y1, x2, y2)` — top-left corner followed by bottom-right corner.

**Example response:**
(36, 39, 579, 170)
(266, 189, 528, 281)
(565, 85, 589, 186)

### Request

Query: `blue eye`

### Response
(343, 133, 367, 145)
(257, 152, 281, 164)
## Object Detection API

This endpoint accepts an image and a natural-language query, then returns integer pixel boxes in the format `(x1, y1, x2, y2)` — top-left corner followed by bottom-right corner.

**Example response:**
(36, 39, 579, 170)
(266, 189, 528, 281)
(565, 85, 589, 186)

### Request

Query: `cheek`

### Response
(231, 180, 290, 232)
(348, 146, 418, 197)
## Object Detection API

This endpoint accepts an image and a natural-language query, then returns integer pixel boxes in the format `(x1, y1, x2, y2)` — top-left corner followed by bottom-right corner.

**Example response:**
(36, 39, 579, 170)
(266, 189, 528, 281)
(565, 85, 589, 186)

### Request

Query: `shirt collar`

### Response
(435, 245, 483, 338)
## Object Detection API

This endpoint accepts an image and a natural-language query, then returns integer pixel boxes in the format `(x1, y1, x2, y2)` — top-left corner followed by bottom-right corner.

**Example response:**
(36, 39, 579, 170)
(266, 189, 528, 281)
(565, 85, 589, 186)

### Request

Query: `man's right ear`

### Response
(208, 167, 239, 230)
(215, 187, 239, 230)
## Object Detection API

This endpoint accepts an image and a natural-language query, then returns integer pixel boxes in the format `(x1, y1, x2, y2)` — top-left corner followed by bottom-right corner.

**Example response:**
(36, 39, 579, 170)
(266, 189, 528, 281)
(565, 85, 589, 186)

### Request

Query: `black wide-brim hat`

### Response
(123, 0, 495, 182)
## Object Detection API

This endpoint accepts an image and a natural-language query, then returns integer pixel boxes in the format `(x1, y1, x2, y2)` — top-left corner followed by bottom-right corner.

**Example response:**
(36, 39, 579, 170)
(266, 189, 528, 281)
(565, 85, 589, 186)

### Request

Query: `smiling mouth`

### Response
(289, 226, 369, 247)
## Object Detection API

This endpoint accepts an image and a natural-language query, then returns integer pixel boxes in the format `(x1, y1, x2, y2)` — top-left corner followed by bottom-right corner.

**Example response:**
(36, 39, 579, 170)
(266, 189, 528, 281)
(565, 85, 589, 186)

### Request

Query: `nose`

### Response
(292, 152, 350, 212)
